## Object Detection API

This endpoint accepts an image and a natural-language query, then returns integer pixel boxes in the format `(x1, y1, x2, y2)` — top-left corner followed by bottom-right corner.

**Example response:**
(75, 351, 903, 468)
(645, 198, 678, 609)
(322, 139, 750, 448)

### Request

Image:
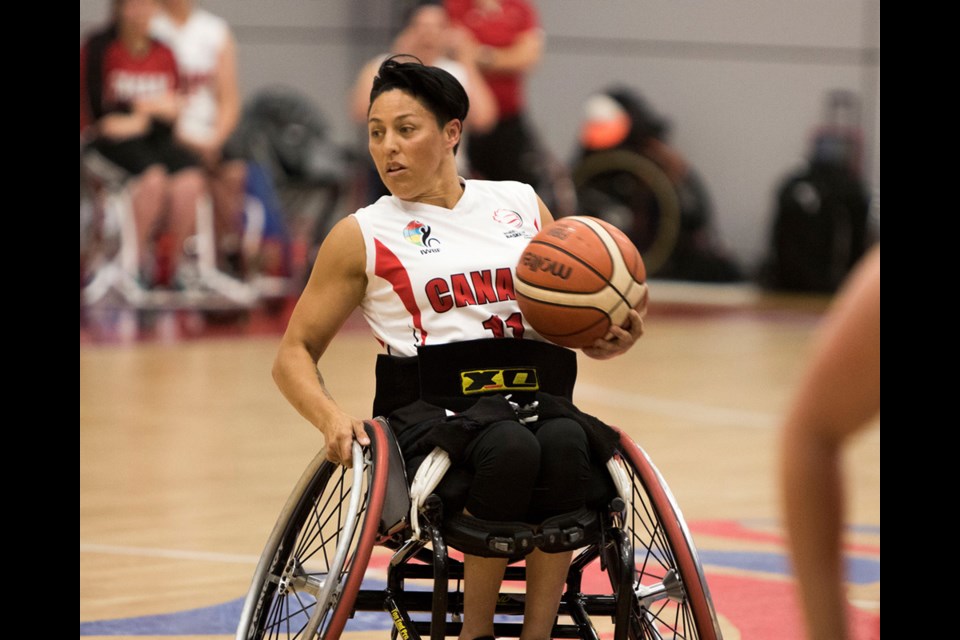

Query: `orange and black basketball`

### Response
(516, 216, 648, 348)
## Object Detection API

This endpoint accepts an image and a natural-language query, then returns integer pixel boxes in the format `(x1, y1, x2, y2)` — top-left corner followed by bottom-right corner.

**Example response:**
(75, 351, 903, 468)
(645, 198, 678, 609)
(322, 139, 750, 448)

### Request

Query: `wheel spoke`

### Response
(296, 472, 347, 560)
(261, 591, 315, 637)
(605, 450, 715, 640)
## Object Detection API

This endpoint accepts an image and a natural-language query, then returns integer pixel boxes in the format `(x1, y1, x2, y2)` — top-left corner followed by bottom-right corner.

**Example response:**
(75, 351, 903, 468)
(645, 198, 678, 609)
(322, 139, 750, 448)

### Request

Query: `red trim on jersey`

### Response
(374, 239, 428, 346)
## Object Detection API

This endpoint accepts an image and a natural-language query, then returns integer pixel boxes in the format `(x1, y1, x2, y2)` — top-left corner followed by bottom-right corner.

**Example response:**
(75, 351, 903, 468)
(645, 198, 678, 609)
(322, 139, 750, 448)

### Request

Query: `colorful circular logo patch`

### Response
(403, 220, 435, 246)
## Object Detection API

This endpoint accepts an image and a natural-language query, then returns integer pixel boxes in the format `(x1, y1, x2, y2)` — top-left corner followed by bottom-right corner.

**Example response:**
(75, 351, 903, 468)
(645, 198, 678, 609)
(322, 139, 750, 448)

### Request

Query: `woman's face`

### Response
(406, 6, 451, 60)
(367, 89, 460, 202)
(118, 0, 157, 35)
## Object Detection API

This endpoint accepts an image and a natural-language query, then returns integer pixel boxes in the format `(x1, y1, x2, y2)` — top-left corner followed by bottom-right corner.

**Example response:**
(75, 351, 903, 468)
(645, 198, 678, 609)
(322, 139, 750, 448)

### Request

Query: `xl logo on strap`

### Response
(460, 368, 540, 395)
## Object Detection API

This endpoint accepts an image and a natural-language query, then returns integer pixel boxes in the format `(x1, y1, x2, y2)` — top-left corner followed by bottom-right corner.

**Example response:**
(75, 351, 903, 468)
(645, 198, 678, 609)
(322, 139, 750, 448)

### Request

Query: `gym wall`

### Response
(80, 0, 880, 272)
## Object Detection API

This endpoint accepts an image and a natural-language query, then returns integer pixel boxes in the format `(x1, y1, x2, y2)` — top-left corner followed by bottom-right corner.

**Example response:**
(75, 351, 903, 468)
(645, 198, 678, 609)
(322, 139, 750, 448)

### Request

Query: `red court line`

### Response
(690, 519, 881, 555)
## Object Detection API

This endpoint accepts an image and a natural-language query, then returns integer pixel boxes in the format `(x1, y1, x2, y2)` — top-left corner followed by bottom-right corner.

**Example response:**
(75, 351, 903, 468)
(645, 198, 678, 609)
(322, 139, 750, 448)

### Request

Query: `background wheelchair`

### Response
(570, 86, 742, 283)
(236, 417, 723, 640)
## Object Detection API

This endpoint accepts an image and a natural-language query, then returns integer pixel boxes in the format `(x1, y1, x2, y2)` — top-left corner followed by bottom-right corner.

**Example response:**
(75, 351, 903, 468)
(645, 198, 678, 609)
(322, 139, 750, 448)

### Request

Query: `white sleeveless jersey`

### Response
(352, 179, 547, 356)
(151, 9, 229, 143)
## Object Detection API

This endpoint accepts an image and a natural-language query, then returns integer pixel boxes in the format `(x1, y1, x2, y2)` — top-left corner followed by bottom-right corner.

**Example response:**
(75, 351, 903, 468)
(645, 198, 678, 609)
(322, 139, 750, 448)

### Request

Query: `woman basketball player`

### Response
(272, 56, 644, 640)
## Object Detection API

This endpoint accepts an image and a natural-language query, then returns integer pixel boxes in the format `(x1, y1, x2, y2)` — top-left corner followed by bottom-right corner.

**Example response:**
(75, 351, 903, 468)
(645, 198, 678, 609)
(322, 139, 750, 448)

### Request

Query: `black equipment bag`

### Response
(763, 159, 871, 293)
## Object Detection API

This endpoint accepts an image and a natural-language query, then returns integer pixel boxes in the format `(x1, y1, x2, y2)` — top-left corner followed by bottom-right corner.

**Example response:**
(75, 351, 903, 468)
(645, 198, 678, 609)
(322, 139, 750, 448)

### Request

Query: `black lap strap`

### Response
(417, 338, 577, 411)
(372, 338, 577, 417)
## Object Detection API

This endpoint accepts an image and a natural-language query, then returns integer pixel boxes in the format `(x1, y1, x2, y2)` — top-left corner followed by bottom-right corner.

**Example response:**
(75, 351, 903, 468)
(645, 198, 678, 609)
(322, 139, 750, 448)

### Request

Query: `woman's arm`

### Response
(474, 27, 544, 74)
(447, 34, 498, 135)
(209, 32, 242, 152)
(272, 216, 370, 466)
(780, 245, 880, 640)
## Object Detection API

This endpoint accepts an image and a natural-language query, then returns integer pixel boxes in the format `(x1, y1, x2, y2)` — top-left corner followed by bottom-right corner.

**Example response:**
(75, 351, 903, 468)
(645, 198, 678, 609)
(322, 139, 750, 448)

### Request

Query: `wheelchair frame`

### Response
(236, 418, 722, 640)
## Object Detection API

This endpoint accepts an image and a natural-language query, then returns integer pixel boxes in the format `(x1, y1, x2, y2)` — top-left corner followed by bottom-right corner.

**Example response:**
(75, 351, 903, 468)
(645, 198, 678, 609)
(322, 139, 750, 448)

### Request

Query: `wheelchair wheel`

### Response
(607, 427, 723, 640)
(572, 150, 682, 276)
(236, 420, 390, 640)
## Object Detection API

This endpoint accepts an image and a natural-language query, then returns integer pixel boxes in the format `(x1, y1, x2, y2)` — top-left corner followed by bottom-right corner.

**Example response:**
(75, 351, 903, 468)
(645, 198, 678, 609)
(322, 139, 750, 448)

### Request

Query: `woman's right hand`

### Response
(320, 410, 371, 467)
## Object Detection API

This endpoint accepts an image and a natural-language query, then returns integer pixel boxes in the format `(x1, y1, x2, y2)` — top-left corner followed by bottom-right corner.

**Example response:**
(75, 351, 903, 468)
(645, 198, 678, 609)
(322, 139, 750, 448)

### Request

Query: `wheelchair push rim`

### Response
(235, 420, 390, 640)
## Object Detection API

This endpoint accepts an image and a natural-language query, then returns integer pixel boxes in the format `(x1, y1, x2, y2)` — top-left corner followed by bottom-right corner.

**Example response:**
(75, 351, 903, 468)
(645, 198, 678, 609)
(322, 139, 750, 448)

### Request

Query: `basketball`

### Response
(515, 216, 648, 348)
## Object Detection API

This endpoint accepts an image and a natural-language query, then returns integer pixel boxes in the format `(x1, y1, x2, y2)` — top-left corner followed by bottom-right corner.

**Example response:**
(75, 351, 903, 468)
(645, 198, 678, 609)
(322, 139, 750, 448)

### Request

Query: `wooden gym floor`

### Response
(79, 281, 880, 639)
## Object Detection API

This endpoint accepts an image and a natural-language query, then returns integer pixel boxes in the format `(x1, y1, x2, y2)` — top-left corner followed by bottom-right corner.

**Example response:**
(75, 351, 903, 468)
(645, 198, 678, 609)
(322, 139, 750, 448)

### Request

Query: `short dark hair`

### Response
(369, 55, 470, 152)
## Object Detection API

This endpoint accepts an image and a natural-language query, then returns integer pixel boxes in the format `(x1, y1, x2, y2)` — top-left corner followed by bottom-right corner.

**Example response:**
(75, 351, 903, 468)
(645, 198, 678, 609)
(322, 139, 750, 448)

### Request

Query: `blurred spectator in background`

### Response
(151, 0, 247, 277)
(350, 1, 498, 200)
(80, 0, 205, 291)
(443, 0, 545, 185)
(780, 244, 880, 640)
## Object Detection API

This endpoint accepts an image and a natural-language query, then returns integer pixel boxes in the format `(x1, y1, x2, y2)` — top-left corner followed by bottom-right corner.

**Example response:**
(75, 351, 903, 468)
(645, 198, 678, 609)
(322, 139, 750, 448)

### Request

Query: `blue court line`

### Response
(847, 523, 881, 535)
(698, 549, 880, 584)
(80, 578, 394, 636)
(80, 597, 246, 635)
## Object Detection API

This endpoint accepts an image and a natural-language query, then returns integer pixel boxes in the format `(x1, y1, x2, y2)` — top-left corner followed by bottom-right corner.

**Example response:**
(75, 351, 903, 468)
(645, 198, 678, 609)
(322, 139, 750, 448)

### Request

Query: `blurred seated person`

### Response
(349, 1, 498, 200)
(80, 0, 205, 290)
(152, 0, 248, 276)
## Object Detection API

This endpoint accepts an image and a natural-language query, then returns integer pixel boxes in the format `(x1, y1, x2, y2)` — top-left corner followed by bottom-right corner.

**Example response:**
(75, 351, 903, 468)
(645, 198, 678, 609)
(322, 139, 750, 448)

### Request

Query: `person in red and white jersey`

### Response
(80, 0, 205, 288)
(273, 57, 645, 640)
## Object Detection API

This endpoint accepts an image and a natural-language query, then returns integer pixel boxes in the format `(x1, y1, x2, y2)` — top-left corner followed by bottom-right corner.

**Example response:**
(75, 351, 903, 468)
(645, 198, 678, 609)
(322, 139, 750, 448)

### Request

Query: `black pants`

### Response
(409, 416, 613, 524)
(85, 127, 200, 178)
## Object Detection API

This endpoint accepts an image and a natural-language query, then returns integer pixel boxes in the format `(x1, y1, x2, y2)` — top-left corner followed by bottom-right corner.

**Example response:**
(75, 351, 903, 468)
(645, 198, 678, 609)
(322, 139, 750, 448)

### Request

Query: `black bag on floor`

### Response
(761, 89, 875, 293)
(762, 159, 871, 293)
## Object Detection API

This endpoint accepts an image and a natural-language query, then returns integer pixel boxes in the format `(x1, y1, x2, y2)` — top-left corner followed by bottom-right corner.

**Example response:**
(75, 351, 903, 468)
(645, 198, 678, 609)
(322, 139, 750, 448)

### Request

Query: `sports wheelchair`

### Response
(235, 416, 722, 640)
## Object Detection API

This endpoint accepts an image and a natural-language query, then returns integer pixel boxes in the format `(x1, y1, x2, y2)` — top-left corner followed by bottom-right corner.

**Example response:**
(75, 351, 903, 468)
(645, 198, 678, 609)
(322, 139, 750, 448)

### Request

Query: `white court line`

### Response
(80, 542, 261, 565)
(575, 383, 777, 429)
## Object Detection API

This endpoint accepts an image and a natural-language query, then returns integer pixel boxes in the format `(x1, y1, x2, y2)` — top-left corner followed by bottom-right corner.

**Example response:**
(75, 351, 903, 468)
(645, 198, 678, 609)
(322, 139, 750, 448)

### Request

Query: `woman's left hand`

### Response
(582, 309, 645, 360)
